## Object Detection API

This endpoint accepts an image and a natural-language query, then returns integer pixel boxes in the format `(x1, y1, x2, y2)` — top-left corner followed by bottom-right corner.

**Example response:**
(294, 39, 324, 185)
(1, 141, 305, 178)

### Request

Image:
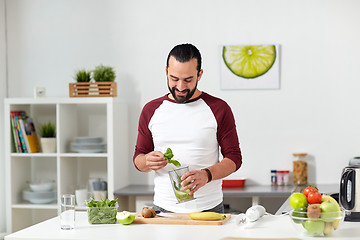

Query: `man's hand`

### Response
(144, 151, 168, 171)
(180, 169, 209, 195)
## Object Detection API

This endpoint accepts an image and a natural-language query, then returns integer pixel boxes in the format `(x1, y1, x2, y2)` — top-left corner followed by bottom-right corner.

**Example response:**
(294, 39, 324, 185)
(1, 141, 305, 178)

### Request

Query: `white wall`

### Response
(4, 0, 360, 189)
(0, 0, 7, 237)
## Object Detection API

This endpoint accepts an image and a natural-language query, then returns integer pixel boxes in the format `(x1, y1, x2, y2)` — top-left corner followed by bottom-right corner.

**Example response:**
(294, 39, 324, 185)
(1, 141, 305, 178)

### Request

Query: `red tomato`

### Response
(303, 186, 318, 197)
(307, 191, 322, 204)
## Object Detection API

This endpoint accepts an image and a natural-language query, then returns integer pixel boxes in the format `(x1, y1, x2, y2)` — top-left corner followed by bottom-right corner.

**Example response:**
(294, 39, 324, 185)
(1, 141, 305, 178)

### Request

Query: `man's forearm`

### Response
(206, 158, 237, 181)
(134, 154, 151, 172)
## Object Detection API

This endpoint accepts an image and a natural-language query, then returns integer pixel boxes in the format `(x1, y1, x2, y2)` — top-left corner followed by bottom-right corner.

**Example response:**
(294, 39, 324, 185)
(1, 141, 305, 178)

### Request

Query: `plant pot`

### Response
(40, 138, 57, 153)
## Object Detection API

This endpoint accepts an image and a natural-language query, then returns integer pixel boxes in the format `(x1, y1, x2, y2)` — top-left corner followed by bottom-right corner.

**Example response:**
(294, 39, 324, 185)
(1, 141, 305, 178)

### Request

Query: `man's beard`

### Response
(168, 80, 197, 103)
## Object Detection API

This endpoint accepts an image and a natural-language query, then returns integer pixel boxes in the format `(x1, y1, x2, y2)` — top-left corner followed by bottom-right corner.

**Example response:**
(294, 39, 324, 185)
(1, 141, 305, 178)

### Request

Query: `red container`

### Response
(222, 179, 246, 188)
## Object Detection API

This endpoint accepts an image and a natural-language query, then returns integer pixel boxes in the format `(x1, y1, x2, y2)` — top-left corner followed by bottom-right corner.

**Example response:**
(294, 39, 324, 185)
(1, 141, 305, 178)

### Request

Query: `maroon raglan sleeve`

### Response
(133, 97, 165, 171)
(203, 93, 242, 170)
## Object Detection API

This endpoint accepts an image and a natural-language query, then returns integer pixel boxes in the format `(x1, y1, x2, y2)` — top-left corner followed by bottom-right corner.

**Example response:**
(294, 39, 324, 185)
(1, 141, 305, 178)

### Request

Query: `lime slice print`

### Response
(223, 45, 276, 79)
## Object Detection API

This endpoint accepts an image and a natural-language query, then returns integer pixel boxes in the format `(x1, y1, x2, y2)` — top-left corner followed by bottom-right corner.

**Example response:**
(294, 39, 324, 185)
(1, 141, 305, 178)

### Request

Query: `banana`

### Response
(321, 194, 342, 229)
(323, 222, 334, 235)
(189, 212, 226, 221)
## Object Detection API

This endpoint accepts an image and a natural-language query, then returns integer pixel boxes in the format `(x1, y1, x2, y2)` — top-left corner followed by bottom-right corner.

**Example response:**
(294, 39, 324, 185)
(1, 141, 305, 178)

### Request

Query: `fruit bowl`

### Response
(289, 209, 345, 237)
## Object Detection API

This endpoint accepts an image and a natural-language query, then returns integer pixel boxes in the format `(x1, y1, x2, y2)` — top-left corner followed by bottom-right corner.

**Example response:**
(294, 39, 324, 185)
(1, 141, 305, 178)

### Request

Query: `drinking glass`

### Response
(60, 194, 75, 230)
(168, 166, 195, 203)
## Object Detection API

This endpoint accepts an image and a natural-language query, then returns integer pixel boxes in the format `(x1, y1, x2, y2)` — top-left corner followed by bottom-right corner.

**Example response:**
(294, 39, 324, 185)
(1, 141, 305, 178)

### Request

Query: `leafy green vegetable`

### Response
(164, 148, 181, 167)
(86, 198, 118, 224)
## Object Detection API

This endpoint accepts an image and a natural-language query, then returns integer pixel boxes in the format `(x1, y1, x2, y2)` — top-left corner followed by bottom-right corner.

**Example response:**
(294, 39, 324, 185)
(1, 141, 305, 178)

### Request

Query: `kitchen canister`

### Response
(293, 153, 308, 185)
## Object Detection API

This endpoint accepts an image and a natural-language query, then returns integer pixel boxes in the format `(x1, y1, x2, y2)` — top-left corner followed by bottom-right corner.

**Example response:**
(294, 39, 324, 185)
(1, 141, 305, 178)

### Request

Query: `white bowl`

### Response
(23, 190, 57, 204)
(29, 181, 53, 192)
(75, 137, 103, 144)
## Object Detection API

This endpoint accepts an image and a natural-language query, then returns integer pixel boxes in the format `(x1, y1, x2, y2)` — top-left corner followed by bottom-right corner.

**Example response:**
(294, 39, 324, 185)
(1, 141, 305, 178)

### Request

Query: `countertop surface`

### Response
(5, 211, 360, 240)
(114, 184, 339, 197)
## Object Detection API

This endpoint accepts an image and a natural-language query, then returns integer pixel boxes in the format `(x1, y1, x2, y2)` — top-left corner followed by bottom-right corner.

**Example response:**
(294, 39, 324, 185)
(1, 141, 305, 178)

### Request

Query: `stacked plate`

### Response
(70, 137, 107, 153)
(23, 181, 56, 204)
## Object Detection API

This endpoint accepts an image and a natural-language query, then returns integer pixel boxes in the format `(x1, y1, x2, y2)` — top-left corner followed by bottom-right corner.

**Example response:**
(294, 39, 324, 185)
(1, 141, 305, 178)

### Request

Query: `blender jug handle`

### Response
(340, 169, 355, 210)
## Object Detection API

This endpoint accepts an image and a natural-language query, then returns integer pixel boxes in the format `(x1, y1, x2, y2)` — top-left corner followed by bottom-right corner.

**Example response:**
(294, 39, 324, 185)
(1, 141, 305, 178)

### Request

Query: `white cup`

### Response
(75, 189, 88, 206)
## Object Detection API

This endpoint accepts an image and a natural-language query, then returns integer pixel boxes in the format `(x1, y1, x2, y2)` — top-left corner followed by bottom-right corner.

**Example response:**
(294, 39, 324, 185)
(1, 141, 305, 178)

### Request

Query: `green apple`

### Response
(117, 211, 135, 225)
(289, 193, 308, 209)
(320, 200, 339, 222)
(302, 220, 325, 236)
(291, 207, 307, 224)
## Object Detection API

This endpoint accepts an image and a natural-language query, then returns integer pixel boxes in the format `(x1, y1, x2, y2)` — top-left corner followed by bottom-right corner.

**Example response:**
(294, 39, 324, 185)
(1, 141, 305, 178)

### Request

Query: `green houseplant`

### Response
(74, 69, 92, 95)
(39, 122, 56, 153)
(74, 69, 91, 83)
(92, 65, 116, 95)
(93, 65, 116, 82)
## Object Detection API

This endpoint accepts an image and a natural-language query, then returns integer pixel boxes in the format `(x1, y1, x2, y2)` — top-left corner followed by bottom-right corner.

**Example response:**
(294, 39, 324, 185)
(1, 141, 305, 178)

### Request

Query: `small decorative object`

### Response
(69, 65, 117, 97)
(39, 122, 56, 153)
(34, 87, 46, 98)
(220, 44, 280, 90)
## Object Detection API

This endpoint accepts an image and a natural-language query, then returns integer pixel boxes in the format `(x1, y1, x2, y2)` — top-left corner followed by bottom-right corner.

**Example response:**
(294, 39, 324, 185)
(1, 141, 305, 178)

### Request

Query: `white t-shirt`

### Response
(134, 92, 242, 212)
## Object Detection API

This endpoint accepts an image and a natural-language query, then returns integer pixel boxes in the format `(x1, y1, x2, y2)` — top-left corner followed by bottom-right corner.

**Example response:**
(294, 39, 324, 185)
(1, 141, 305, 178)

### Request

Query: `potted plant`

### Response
(93, 65, 116, 95)
(39, 122, 56, 153)
(92, 65, 116, 82)
(74, 69, 91, 95)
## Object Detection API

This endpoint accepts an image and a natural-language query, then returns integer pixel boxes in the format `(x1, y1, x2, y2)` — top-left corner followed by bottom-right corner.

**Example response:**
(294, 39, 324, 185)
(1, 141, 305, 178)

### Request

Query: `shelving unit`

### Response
(4, 98, 129, 233)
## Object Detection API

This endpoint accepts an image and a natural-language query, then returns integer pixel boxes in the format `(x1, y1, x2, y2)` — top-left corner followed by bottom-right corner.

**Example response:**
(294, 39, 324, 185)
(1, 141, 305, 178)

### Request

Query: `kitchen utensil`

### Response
(133, 213, 231, 225)
(155, 211, 180, 219)
(340, 165, 360, 221)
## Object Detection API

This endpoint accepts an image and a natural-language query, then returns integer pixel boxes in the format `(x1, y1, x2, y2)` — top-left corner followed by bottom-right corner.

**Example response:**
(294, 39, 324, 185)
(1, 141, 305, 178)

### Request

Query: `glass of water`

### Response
(60, 194, 75, 230)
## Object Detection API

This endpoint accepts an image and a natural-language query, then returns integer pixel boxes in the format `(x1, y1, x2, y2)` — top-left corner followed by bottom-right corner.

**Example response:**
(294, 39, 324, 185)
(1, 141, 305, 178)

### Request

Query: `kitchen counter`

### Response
(114, 184, 296, 197)
(114, 184, 295, 207)
(5, 211, 360, 240)
(114, 184, 339, 211)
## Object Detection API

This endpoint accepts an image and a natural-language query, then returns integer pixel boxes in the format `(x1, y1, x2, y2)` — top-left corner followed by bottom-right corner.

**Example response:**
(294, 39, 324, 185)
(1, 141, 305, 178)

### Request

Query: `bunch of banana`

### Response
(321, 194, 342, 235)
(189, 212, 226, 221)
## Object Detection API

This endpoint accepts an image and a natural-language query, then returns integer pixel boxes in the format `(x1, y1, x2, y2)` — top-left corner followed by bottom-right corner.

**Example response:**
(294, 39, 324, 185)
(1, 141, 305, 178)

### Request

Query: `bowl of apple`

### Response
(288, 187, 345, 237)
(290, 207, 344, 236)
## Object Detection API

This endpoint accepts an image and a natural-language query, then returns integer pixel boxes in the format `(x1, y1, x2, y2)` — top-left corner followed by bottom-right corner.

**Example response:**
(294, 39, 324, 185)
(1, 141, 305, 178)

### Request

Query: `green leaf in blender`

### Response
(164, 148, 181, 167)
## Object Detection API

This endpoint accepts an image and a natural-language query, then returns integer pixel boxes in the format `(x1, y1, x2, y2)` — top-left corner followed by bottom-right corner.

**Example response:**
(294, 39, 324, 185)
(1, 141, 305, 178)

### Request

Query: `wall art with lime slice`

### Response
(222, 45, 277, 79)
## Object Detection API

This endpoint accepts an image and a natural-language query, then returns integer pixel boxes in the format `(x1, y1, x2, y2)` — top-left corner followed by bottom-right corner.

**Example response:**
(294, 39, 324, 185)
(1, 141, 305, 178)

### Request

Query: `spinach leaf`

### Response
(85, 198, 118, 224)
(164, 148, 181, 167)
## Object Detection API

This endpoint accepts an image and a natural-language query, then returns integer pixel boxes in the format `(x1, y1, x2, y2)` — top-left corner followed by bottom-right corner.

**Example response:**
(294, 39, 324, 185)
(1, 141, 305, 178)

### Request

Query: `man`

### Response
(133, 43, 242, 213)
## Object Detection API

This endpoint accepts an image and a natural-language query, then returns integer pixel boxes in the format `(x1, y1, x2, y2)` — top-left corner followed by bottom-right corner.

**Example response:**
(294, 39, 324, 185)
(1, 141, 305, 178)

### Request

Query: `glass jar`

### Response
(276, 170, 290, 186)
(271, 170, 277, 186)
(293, 153, 308, 185)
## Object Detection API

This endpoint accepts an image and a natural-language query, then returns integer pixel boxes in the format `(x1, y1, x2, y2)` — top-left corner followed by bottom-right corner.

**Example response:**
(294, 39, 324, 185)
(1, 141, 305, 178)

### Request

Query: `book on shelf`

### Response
(10, 111, 40, 153)
(23, 117, 41, 153)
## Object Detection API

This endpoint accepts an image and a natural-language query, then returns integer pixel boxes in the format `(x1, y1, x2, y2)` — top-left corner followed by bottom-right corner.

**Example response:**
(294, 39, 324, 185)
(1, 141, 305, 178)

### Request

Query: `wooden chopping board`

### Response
(132, 213, 231, 225)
